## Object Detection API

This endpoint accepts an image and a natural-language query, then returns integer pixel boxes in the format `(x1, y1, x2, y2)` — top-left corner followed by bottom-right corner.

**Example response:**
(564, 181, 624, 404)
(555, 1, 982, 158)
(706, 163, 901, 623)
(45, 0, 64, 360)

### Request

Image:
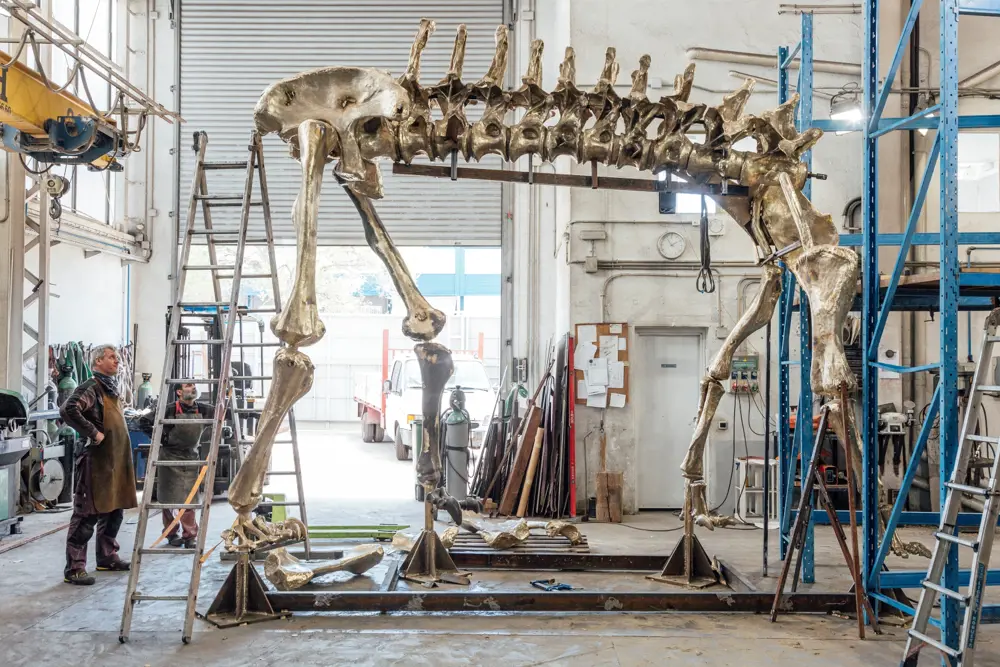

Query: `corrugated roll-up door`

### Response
(179, 1, 504, 245)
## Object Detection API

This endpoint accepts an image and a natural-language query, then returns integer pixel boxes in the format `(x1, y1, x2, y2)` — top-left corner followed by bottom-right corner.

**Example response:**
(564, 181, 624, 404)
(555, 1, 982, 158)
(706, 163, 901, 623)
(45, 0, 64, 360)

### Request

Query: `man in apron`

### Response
(60, 344, 137, 585)
(146, 383, 216, 547)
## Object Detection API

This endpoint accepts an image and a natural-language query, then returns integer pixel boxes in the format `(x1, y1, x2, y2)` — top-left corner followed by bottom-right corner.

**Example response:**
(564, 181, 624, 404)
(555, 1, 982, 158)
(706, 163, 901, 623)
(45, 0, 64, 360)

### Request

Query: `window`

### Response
(57, 0, 119, 225)
(389, 361, 402, 393)
(403, 359, 491, 391)
(958, 133, 1000, 213)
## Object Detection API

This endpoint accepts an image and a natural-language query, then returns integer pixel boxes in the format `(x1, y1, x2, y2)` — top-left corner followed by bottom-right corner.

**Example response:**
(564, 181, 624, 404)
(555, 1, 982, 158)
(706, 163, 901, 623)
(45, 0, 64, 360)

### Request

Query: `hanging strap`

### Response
(696, 194, 716, 294)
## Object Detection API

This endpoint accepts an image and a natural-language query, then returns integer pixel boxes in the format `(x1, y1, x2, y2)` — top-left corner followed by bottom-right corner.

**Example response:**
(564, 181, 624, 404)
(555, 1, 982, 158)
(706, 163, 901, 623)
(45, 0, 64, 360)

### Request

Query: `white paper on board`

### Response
(577, 380, 588, 397)
(586, 391, 607, 408)
(618, 337, 627, 351)
(586, 379, 606, 395)
(599, 336, 618, 360)
(574, 341, 597, 368)
(585, 357, 609, 385)
(608, 361, 625, 389)
(609, 393, 626, 408)
(609, 324, 623, 334)
(578, 325, 597, 345)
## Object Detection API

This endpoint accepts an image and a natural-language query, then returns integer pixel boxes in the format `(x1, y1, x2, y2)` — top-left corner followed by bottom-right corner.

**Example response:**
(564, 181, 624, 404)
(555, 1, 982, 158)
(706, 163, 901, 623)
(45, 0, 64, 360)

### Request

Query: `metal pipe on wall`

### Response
(686, 47, 861, 76)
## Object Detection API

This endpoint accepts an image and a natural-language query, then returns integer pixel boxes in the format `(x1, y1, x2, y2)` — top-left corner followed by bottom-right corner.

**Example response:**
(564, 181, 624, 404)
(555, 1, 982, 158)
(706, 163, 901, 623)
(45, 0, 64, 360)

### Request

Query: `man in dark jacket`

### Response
(60, 344, 137, 585)
(139, 382, 216, 547)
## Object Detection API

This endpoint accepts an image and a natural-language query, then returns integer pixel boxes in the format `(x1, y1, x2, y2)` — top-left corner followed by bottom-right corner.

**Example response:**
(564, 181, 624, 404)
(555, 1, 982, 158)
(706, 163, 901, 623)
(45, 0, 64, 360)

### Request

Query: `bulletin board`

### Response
(573, 322, 630, 408)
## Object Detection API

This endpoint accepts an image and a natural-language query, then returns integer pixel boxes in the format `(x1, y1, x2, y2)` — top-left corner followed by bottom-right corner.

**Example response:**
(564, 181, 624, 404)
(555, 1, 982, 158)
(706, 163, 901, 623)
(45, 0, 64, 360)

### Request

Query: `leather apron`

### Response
(156, 402, 203, 505)
(90, 387, 138, 513)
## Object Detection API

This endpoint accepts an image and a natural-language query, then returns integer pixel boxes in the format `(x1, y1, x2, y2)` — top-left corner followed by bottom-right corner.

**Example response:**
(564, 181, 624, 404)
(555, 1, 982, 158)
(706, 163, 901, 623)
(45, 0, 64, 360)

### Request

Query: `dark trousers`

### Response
(65, 452, 124, 576)
(162, 507, 198, 541)
(65, 508, 123, 576)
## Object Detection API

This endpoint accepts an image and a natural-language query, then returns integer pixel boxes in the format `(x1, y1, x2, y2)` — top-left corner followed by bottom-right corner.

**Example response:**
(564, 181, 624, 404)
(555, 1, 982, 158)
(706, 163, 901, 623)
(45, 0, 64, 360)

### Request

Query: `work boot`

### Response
(96, 558, 130, 572)
(64, 570, 96, 586)
(183, 537, 197, 549)
(167, 535, 184, 547)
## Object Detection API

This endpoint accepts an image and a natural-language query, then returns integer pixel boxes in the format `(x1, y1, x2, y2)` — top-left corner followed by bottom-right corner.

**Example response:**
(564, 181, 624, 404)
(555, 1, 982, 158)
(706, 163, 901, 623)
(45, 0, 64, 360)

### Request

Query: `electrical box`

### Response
(729, 355, 760, 394)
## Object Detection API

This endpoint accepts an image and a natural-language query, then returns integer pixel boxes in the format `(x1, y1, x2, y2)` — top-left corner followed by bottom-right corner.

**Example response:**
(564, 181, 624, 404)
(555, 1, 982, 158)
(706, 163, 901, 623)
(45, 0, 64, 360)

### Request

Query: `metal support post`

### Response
(939, 0, 962, 650)
(776, 45, 794, 562)
(861, 0, 881, 605)
(796, 12, 815, 584)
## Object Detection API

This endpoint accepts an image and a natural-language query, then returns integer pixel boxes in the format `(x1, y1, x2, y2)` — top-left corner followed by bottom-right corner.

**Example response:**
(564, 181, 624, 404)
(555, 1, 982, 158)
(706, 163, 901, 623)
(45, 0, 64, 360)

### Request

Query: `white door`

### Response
(637, 333, 703, 509)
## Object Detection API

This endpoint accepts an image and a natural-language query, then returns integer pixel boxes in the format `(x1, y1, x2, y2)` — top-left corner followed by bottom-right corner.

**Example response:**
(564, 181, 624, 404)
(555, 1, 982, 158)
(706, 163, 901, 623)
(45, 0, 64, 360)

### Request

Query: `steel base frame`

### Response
(775, 1, 1000, 653)
(265, 590, 855, 614)
(207, 551, 849, 616)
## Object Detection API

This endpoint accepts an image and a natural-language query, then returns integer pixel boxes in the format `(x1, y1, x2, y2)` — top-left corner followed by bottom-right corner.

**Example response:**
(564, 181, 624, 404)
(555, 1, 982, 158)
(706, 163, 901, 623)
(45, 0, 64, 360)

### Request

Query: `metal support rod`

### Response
(868, 0, 926, 130)
(939, 0, 962, 649)
(860, 0, 881, 607)
(776, 45, 793, 563)
(764, 319, 772, 576)
(867, 134, 942, 358)
(796, 12, 815, 584)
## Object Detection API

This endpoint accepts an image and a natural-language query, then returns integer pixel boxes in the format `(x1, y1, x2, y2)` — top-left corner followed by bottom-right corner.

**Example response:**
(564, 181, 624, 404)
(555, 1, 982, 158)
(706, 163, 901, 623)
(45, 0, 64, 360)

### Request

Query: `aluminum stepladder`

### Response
(119, 131, 311, 644)
(902, 308, 1000, 666)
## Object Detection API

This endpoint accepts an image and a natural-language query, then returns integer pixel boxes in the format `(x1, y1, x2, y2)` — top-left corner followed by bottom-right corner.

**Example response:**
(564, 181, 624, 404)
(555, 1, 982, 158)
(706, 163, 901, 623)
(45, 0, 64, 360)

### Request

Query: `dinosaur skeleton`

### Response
(227, 19, 924, 561)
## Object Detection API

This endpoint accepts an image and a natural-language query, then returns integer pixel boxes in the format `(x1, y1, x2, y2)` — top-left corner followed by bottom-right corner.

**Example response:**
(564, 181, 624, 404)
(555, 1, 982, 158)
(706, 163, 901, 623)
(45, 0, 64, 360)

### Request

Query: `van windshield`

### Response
(405, 359, 491, 391)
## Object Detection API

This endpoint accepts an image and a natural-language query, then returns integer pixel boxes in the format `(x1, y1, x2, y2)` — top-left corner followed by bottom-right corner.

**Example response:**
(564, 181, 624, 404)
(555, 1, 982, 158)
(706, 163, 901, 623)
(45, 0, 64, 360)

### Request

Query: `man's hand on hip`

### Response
(94, 432, 105, 444)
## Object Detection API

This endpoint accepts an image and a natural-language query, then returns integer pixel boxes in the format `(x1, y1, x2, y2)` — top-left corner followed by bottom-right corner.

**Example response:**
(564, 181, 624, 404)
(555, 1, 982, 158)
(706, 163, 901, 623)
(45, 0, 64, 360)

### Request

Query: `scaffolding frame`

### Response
(774, 0, 1000, 646)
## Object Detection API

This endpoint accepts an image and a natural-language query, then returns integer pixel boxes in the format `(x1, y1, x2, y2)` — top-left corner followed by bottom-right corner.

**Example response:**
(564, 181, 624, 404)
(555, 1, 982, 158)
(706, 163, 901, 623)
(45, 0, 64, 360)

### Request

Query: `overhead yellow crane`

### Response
(0, 48, 128, 171)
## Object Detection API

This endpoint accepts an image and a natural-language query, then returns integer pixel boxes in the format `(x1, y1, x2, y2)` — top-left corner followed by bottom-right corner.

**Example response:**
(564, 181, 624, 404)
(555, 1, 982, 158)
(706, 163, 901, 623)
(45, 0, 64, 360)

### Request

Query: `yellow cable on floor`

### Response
(150, 465, 208, 548)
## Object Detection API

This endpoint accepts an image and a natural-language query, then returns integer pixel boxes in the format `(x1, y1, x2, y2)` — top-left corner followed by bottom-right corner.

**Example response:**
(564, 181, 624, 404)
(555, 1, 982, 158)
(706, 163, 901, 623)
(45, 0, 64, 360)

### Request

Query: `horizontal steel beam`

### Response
(391, 163, 750, 196)
(802, 510, 997, 526)
(839, 232, 1000, 245)
(449, 552, 668, 571)
(815, 114, 1000, 132)
(879, 569, 1000, 588)
(266, 590, 855, 614)
(792, 295, 999, 312)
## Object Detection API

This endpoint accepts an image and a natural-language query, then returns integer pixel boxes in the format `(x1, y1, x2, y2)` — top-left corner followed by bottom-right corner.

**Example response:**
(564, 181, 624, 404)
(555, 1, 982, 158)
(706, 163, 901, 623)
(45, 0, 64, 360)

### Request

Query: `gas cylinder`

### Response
(136, 373, 153, 409)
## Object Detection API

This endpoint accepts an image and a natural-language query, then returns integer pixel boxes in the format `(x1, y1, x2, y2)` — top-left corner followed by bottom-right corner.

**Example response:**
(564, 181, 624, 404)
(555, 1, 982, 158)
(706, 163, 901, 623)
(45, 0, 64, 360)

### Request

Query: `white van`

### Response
(384, 352, 496, 460)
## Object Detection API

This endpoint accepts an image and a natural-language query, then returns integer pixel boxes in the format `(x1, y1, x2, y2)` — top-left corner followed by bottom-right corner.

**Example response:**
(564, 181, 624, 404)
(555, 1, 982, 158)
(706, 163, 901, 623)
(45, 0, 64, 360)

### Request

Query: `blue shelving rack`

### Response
(774, 0, 1000, 648)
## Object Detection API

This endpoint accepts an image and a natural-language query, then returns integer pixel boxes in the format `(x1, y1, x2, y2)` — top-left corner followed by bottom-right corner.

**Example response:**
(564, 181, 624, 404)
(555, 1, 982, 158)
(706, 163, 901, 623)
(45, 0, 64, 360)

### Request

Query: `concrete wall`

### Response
(47, 245, 129, 345)
(508, 1, 911, 515)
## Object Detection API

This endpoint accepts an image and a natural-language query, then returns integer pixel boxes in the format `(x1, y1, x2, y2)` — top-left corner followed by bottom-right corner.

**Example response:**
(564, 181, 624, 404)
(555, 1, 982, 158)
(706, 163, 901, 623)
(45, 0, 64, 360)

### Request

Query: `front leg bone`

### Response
(272, 119, 334, 348)
(681, 265, 782, 528)
(340, 183, 446, 341)
(226, 348, 315, 549)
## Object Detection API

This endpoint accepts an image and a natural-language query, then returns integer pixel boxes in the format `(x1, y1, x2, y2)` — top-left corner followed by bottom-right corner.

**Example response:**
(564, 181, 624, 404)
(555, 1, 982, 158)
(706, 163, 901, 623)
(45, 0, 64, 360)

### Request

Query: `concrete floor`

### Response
(1, 422, 997, 666)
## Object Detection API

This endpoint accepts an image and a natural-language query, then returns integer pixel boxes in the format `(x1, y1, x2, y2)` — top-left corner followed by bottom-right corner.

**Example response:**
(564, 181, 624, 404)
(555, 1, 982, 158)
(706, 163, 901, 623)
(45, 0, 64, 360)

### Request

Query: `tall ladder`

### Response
(902, 308, 1000, 666)
(119, 131, 311, 644)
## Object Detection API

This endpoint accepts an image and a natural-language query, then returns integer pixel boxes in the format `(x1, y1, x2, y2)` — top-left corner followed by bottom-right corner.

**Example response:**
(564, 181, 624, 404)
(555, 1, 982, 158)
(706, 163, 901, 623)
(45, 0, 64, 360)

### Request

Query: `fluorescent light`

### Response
(831, 106, 863, 135)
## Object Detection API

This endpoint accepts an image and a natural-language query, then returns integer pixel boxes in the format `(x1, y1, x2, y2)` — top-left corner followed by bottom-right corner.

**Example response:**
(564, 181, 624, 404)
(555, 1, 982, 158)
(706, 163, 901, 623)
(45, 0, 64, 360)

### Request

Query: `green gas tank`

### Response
(136, 373, 153, 409)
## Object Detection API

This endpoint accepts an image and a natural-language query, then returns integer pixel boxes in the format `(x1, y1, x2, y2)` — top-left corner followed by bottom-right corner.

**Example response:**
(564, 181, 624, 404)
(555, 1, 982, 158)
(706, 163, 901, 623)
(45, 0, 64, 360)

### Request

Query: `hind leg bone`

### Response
(681, 264, 782, 528)
(224, 119, 333, 551)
